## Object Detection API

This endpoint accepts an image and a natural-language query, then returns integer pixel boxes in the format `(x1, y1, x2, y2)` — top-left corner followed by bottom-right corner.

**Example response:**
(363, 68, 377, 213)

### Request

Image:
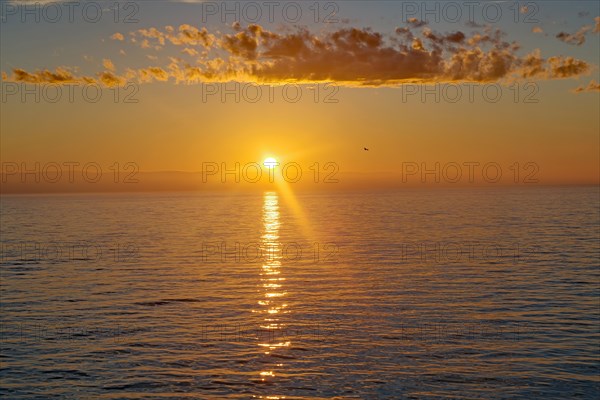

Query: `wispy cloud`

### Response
(573, 79, 600, 93)
(556, 17, 600, 45)
(556, 26, 593, 45)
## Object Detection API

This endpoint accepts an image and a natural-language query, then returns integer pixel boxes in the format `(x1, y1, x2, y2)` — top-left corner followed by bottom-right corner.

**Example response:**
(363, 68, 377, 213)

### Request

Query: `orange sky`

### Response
(1, 1, 599, 192)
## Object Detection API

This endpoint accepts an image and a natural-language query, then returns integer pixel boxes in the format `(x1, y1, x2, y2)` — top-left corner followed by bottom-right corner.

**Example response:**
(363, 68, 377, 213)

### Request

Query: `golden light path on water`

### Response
(255, 191, 289, 388)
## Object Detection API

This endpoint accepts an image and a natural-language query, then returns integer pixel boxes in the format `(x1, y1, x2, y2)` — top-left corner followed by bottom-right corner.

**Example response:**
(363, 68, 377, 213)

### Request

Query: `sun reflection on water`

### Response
(255, 191, 290, 383)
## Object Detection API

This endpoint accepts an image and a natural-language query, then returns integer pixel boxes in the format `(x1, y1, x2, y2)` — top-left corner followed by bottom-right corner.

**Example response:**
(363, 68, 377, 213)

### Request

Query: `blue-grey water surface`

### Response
(1, 187, 599, 399)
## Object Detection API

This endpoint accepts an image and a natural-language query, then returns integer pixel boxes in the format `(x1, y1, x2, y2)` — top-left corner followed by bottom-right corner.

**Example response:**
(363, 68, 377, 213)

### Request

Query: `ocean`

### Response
(1, 187, 599, 398)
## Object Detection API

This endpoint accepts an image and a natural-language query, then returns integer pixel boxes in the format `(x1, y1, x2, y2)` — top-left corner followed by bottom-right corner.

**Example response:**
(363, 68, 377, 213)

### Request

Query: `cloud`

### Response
(532, 26, 543, 34)
(138, 67, 170, 82)
(111, 33, 125, 41)
(98, 71, 125, 87)
(132, 24, 215, 51)
(4, 67, 94, 84)
(2, 66, 123, 87)
(102, 59, 115, 71)
(515, 50, 591, 80)
(517, 49, 546, 78)
(2, 23, 594, 89)
(573, 80, 600, 93)
(407, 18, 427, 28)
(445, 47, 518, 82)
(547, 56, 591, 78)
(221, 23, 262, 60)
(395, 26, 413, 40)
(182, 48, 198, 56)
(556, 23, 595, 45)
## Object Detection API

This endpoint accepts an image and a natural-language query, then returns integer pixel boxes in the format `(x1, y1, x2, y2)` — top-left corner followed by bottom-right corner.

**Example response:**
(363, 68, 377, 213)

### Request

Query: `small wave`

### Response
(135, 298, 203, 306)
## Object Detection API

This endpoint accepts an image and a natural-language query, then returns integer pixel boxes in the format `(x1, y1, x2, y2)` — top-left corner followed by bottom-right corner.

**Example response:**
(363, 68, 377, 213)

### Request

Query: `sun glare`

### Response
(263, 157, 278, 169)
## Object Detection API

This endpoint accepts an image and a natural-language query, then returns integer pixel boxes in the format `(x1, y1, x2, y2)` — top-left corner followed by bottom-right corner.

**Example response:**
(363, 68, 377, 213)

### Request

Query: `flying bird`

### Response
(363, 147, 369, 151)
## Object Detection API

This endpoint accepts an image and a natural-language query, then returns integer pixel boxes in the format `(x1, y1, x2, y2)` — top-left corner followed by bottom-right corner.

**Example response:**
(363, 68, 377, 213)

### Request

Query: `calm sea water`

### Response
(1, 187, 599, 399)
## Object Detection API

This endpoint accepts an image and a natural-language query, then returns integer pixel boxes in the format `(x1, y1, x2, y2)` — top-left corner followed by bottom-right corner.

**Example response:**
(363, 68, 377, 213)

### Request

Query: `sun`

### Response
(263, 157, 278, 169)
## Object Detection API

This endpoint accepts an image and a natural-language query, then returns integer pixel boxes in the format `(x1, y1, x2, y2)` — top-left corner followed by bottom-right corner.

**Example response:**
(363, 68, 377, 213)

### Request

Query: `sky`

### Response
(0, 0, 599, 192)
